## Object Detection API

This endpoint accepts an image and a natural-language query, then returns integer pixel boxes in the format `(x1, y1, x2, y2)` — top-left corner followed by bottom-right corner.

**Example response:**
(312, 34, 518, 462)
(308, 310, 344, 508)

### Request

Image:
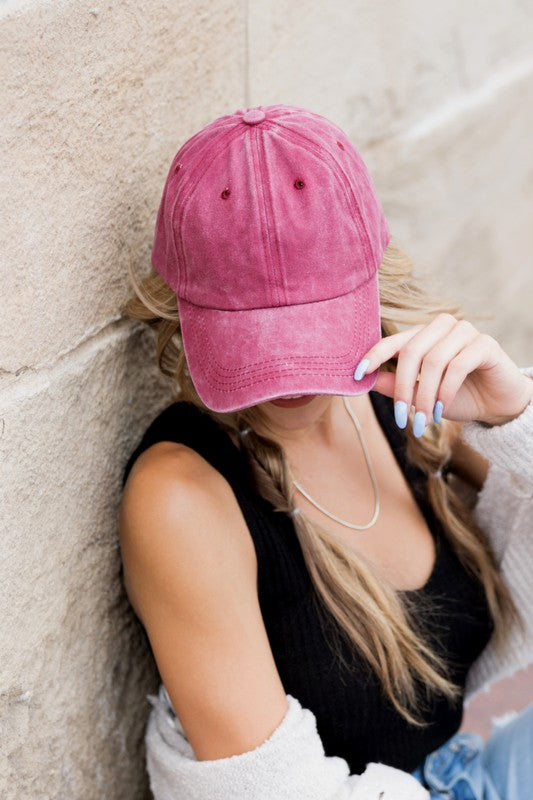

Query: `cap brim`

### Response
(177, 270, 382, 413)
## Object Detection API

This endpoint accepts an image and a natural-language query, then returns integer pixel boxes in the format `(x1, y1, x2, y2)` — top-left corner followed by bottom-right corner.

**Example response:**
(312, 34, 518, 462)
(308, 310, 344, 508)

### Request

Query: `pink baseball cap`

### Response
(151, 103, 390, 412)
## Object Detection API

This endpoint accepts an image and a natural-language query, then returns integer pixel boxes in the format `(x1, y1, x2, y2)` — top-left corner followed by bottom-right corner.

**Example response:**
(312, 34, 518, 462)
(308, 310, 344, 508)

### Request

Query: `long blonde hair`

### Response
(121, 237, 520, 726)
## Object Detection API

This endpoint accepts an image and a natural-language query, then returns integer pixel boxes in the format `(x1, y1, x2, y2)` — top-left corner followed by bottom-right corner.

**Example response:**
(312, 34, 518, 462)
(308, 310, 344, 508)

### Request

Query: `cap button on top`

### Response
(242, 108, 266, 125)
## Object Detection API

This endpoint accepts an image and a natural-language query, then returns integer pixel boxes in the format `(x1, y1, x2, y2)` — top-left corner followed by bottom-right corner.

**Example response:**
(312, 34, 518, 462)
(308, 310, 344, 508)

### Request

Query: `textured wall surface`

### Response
(1, 0, 532, 798)
(247, 0, 533, 354)
(1, 1, 246, 798)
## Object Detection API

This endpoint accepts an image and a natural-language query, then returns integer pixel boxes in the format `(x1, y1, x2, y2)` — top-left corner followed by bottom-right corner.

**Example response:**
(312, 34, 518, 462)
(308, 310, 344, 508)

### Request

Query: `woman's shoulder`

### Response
(119, 436, 259, 624)
(122, 435, 233, 514)
(122, 399, 235, 489)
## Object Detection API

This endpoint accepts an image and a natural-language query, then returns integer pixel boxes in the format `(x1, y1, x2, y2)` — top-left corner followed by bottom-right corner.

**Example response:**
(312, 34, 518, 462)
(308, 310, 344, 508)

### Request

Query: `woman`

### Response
(119, 104, 533, 799)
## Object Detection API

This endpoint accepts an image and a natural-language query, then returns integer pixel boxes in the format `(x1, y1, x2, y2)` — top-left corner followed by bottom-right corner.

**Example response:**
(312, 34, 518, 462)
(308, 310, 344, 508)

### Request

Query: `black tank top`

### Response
(121, 391, 494, 773)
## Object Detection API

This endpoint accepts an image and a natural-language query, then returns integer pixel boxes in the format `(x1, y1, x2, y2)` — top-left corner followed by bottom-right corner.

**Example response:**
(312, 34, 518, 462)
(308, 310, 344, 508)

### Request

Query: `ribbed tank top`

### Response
(122, 391, 494, 773)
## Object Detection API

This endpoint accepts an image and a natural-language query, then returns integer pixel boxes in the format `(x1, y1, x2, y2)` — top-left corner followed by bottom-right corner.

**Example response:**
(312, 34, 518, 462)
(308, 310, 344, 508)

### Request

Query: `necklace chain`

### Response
(291, 396, 380, 530)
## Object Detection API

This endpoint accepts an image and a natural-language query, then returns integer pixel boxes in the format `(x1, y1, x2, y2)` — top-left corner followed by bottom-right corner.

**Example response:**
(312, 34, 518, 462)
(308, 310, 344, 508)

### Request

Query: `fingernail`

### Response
(394, 400, 408, 429)
(433, 400, 443, 424)
(353, 358, 370, 381)
(413, 410, 427, 438)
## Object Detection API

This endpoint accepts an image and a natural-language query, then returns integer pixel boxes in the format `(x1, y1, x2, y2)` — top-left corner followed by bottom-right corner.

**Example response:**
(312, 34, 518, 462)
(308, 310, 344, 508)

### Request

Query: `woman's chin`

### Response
(268, 394, 318, 408)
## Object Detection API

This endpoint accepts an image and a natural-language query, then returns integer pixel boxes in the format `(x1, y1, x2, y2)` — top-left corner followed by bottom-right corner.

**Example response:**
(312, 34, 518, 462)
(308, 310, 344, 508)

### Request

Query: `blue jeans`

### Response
(410, 703, 533, 799)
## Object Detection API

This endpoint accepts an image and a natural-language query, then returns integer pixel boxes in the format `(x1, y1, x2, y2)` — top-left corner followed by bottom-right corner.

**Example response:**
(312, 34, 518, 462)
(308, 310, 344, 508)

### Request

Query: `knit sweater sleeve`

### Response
(144, 684, 429, 800)
(462, 365, 533, 700)
(459, 365, 533, 486)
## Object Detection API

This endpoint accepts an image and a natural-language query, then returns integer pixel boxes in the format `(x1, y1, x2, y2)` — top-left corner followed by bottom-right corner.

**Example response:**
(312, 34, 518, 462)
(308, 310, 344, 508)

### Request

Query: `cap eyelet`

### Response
(173, 162, 183, 174)
(294, 178, 305, 190)
(221, 186, 231, 199)
(336, 140, 345, 150)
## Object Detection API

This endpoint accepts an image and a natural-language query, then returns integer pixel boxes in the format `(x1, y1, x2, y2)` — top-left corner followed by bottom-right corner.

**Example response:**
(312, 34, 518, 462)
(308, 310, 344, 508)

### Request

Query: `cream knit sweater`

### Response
(144, 365, 533, 800)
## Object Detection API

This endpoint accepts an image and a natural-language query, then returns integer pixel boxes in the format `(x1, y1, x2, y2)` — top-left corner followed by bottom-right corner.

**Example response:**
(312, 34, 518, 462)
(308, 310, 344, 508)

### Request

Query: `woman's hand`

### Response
(353, 313, 533, 437)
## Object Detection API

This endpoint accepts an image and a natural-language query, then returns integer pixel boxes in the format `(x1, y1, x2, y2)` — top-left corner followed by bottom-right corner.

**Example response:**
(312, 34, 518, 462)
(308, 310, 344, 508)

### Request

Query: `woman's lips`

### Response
(269, 394, 318, 408)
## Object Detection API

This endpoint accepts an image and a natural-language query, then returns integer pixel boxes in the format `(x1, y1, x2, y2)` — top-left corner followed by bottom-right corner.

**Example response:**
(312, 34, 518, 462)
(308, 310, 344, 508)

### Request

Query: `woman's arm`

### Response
(461, 366, 533, 700)
(119, 444, 290, 762)
(458, 365, 533, 487)
(146, 685, 428, 800)
(119, 445, 429, 800)
(448, 365, 533, 494)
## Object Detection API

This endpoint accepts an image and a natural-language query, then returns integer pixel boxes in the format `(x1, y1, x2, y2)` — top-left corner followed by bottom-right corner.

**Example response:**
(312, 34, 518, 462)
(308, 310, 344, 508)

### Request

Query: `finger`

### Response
(411, 319, 480, 431)
(370, 369, 396, 399)
(393, 314, 459, 430)
(434, 334, 494, 418)
(353, 324, 426, 379)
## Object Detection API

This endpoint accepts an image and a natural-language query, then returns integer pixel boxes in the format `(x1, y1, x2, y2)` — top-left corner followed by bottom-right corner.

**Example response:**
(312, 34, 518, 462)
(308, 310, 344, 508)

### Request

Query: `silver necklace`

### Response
(291, 396, 380, 530)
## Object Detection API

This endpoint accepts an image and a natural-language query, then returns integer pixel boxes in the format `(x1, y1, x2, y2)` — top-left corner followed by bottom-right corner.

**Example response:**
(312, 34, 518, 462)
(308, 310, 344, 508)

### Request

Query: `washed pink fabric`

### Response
(151, 104, 390, 412)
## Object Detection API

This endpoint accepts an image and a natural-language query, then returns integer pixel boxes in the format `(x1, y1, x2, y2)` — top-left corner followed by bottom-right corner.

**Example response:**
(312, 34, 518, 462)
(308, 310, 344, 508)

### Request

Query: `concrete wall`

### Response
(1, 1, 532, 797)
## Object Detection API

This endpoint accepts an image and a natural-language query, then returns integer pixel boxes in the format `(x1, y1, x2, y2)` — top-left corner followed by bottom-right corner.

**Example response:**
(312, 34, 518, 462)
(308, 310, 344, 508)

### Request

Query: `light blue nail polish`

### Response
(433, 400, 443, 424)
(353, 358, 370, 381)
(413, 411, 426, 438)
(394, 400, 408, 429)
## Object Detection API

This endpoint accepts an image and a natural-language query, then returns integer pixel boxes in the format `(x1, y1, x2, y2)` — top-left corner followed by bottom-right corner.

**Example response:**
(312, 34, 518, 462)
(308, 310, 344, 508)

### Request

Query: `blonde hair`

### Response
(121, 237, 520, 726)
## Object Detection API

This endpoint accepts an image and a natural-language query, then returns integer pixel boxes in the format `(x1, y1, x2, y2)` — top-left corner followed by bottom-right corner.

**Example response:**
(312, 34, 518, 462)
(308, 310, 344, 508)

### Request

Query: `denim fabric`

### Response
(410, 703, 533, 799)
